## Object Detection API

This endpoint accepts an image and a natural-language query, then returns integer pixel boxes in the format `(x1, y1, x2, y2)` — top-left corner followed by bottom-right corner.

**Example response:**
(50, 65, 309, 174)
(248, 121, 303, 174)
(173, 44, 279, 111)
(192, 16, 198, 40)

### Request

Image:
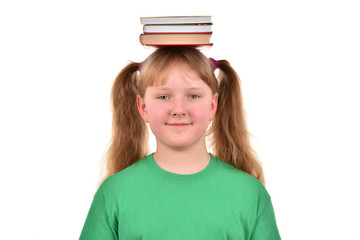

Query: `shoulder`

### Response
(213, 156, 270, 200)
(98, 155, 151, 196)
(214, 156, 262, 185)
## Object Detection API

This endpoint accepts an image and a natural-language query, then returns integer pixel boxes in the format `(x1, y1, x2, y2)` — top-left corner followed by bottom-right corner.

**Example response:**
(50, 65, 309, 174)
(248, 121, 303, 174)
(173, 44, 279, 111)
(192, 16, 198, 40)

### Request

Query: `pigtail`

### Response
(210, 60, 265, 184)
(100, 62, 149, 185)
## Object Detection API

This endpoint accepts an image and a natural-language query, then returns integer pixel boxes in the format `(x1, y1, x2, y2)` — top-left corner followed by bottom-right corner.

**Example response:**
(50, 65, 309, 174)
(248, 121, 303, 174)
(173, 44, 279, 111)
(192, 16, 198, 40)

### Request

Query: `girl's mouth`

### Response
(166, 123, 192, 127)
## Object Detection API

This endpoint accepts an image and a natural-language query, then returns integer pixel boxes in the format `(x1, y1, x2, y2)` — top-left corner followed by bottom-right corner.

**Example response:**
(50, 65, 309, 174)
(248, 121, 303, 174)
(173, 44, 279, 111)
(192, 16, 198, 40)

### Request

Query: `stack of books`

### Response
(139, 16, 213, 46)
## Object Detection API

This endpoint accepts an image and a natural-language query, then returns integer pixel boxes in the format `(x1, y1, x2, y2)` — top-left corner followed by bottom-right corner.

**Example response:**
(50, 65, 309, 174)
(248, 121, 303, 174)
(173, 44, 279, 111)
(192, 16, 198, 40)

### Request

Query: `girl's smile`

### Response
(166, 123, 191, 126)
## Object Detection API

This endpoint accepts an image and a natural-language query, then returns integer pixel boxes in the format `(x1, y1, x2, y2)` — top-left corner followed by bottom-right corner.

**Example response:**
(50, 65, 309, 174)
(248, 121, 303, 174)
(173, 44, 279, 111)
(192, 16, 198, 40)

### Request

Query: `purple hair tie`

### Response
(137, 62, 143, 71)
(209, 57, 218, 70)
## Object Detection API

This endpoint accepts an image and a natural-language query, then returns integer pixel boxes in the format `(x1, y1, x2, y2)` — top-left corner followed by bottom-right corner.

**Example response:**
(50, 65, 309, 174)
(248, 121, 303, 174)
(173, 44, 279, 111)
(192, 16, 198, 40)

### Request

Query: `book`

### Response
(139, 15, 213, 47)
(139, 33, 213, 46)
(140, 16, 212, 24)
(143, 24, 212, 33)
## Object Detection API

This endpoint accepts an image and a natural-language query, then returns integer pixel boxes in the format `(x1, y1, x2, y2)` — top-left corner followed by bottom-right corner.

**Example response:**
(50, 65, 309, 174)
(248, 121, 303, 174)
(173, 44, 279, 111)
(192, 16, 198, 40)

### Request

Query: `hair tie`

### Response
(137, 62, 143, 71)
(209, 57, 218, 70)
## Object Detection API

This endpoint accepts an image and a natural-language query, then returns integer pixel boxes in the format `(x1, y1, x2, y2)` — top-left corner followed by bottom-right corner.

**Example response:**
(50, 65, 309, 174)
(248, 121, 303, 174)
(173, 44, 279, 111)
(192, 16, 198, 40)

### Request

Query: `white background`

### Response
(1, 0, 359, 239)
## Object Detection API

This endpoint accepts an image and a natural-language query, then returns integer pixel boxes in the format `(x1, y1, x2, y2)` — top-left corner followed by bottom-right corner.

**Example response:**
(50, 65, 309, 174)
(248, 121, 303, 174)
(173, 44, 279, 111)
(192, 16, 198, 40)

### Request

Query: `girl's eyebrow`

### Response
(154, 87, 203, 91)
(186, 87, 203, 91)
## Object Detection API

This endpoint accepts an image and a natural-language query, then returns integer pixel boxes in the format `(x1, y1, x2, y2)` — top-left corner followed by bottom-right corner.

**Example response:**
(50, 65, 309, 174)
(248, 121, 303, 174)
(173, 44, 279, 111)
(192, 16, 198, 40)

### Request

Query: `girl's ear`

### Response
(136, 95, 148, 122)
(209, 93, 218, 121)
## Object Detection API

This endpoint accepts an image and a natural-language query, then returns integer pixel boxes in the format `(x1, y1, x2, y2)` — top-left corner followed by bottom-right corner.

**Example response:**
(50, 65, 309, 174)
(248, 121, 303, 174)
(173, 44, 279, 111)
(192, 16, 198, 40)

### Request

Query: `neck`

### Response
(153, 142, 211, 175)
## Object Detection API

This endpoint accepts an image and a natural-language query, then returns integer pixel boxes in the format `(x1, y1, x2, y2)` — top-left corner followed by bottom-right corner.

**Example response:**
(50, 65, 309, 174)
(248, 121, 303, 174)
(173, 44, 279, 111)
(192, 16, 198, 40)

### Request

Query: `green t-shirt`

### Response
(80, 153, 281, 240)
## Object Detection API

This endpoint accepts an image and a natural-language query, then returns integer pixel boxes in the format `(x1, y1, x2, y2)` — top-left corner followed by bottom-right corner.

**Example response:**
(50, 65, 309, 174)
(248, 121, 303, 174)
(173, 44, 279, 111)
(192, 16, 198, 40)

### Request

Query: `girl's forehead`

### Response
(150, 64, 202, 87)
(158, 68, 202, 85)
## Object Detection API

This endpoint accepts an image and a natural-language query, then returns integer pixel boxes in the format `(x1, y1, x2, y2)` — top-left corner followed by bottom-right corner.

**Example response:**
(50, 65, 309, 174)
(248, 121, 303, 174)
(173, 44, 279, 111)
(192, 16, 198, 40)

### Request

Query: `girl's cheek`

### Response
(190, 102, 210, 113)
(150, 104, 168, 116)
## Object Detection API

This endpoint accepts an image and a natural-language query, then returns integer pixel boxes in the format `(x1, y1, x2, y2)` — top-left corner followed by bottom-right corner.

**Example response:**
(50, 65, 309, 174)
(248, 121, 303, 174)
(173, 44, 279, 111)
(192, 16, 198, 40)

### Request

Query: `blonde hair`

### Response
(101, 46, 264, 185)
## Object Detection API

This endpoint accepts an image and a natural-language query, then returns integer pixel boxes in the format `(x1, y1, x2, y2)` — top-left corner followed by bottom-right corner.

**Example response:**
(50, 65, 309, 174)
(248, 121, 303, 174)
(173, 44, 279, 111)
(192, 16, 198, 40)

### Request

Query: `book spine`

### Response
(143, 24, 212, 33)
(140, 32, 212, 35)
(143, 44, 214, 46)
(139, 33, 212, 46)
(140, 16, 212, 24)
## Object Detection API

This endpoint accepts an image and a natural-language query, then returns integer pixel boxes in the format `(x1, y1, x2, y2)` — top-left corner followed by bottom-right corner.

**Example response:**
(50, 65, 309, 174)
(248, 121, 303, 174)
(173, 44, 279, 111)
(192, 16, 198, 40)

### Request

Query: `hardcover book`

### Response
(139, 33, 213, 46)
(140, 16, 212, 24)
(139, 16, 213, 47)
(143, 24, 212, 33)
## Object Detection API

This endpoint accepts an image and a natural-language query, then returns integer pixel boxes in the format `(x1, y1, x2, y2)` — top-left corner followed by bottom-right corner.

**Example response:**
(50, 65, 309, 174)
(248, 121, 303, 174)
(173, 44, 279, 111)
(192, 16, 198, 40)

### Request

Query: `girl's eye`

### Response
(158, 95, 169, 100)
(189, 94, 199, 99)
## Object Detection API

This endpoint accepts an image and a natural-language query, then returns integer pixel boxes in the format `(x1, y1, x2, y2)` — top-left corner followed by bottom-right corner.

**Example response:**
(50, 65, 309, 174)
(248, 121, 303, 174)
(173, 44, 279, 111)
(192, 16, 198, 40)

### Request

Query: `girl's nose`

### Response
(171, 98, 186, 117)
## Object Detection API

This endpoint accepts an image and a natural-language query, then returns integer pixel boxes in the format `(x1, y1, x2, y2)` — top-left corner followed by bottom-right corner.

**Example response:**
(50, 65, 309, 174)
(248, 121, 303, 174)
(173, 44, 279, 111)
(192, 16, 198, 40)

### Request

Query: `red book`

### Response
(139, 33, 213, 46)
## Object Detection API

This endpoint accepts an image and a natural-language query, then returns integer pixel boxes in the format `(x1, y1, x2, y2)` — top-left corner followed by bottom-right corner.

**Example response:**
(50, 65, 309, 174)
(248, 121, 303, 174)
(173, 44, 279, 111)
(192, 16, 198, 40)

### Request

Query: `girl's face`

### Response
(137, 65, 218, 151)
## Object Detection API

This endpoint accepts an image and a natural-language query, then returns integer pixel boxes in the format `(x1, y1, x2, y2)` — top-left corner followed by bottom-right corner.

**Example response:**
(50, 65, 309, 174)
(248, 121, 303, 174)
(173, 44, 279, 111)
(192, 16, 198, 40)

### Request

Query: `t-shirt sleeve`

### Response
(250, 188, 281, 240)
(79, 184, 118, 240)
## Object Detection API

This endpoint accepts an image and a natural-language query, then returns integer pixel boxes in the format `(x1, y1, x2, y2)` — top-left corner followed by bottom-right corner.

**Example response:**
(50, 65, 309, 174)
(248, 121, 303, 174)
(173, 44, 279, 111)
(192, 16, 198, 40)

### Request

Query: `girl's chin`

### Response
(165, 142, 193, 150)
(158, 139, 202, 151)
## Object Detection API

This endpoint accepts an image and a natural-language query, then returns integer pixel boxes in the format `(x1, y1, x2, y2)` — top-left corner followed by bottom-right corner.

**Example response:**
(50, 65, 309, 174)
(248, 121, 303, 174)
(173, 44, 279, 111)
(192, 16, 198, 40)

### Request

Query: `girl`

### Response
(79, 46, 281, 239)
